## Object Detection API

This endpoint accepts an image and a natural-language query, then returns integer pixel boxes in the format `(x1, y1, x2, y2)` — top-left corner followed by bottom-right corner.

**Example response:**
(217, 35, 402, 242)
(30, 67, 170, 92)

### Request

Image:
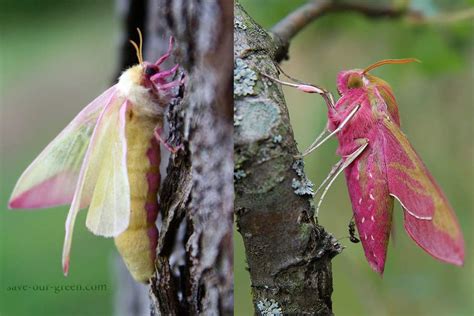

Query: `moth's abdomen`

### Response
(114, 109, 160, 283)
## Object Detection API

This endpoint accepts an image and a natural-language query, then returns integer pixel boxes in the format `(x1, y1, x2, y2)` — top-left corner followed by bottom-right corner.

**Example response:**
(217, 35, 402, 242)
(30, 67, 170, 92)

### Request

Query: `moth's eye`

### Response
(347, 74, 363, 89)
(145, 66, 158, 76)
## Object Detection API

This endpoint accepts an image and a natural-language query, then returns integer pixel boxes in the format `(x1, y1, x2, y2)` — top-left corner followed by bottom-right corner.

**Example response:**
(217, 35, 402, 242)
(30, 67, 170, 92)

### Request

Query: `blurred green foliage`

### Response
(1, 1, 119, 315)
(236, 1, 473, 315)
(0, 0, 105, 17)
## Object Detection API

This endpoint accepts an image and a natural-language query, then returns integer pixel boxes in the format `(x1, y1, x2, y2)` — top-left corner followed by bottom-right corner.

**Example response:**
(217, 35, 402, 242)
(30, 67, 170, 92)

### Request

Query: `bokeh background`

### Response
(0, 1, 126, 315)
(236, 1, 473, 315)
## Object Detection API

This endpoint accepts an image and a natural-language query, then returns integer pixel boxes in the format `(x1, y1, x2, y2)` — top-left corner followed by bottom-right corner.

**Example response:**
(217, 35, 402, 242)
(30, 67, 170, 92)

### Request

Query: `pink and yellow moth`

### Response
(8, 29, 183, 282)
(265, 59, 465, 274)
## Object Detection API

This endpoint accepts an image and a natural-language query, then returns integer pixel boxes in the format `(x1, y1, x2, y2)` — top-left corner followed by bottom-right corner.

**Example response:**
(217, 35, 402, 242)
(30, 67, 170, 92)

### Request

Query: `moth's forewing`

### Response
(63, 90, 130, 275)
(84, 99, 130, 237)
(9, 87, 116, 209)
(382, 118, 464, 265)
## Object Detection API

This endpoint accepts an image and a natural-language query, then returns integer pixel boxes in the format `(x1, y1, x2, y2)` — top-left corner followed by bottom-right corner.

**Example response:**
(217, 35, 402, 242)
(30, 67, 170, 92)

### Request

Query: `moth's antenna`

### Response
(363, 58, 420, 74)
(137, 28, 144, 63)
(129, 40, 142, 64)
(129, 28, 144, 64)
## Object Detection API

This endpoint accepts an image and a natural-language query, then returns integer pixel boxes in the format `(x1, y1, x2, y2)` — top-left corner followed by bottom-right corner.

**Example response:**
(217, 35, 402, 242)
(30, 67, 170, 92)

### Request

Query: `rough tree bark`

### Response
(234, 3, 342, 315)
(117, 0, 233, 315)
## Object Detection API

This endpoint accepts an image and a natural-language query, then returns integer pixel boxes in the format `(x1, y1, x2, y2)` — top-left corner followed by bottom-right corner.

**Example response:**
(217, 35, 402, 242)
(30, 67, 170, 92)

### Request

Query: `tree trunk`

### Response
(234, 2, 342, 315)
(117, 0, 233, 315)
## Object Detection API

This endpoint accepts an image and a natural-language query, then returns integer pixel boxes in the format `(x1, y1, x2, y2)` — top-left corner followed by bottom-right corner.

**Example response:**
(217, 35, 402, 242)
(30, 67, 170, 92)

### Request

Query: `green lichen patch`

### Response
(234, 169, 247, 181)
(234, 100, 280, 143)
(234, 58, 257, 96)
(272, 134, 282, 144)
(291, 159, 305, 177)
(256, 298, 282, 316)
(290, 159, 315, 197)
(292, 178, 315, 197)
(234, 112, 243, 127)
(234, 18, 247, 30)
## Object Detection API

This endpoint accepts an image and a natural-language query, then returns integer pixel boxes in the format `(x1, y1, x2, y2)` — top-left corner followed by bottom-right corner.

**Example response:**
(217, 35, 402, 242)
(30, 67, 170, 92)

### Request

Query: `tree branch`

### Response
(271, 0, 409, 62)
(271, 0, 473, 62)
(234, 2, 342, 315)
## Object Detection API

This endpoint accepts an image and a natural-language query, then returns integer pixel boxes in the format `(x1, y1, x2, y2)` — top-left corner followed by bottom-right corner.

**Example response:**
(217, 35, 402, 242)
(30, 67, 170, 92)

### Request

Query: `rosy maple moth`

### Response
(265, 59, 465, 274)
(8, 30, 182, 283)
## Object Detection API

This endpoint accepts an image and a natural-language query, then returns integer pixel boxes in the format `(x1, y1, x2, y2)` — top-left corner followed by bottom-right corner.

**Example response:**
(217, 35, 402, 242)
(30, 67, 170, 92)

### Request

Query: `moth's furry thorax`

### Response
(117, 65, 165, 116)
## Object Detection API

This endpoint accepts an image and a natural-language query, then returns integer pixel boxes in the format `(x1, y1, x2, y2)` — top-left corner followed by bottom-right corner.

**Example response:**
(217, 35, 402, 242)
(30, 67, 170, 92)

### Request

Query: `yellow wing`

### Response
(62, 95, 130, 275)
(85, 100, 131, 237)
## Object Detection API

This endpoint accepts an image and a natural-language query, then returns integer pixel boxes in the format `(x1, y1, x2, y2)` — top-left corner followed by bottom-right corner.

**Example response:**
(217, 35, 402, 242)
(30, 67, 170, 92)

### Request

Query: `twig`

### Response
(270, 1, 407, 61)
(234, 2, 341, 314)
(271, 0, 473, 62)
(409, 7, 474, 25)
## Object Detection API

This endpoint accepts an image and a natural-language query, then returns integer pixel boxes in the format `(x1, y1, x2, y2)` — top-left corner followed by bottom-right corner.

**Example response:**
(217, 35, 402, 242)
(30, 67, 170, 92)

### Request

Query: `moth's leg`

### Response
(154, 127, 182, 154)
(155, 36, 174, 66)
(315, 139, 369, 217)
(348, 217, 360, 243)
(157, 77, 185, 91)
(275, 63, 336, 107)
(151, 64, 179, 82)
(295, 128, 328, 159)
(314, 159, 344, 197)
(274, 63, 307, 84)
(300, 104, 361, 157)
(261, 73, 335, 109)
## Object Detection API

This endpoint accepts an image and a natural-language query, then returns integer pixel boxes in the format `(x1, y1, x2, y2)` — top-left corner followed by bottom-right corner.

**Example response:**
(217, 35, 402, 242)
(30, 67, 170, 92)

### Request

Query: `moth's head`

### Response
(118, 30, 181, 115)
(141, 62, 161, 87)
(143, 62, 160, 77)
(118, 63, 161, 89)
(128, 29, 177, 91)
(336, 58, 420, 96)
(336, 70, 365, 95)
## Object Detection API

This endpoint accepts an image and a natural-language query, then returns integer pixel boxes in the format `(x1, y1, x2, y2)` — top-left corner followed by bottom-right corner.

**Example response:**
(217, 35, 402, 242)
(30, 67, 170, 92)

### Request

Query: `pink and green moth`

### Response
(8, 29, 183, 283)
(265, 59, 465, 274)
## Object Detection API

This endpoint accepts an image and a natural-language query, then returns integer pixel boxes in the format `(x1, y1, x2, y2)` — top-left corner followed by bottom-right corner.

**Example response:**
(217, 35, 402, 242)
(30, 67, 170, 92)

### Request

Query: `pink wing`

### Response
(381, 118, 464, 266)
(9, 86, 116, 209)
(344, 129, 394, 274)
